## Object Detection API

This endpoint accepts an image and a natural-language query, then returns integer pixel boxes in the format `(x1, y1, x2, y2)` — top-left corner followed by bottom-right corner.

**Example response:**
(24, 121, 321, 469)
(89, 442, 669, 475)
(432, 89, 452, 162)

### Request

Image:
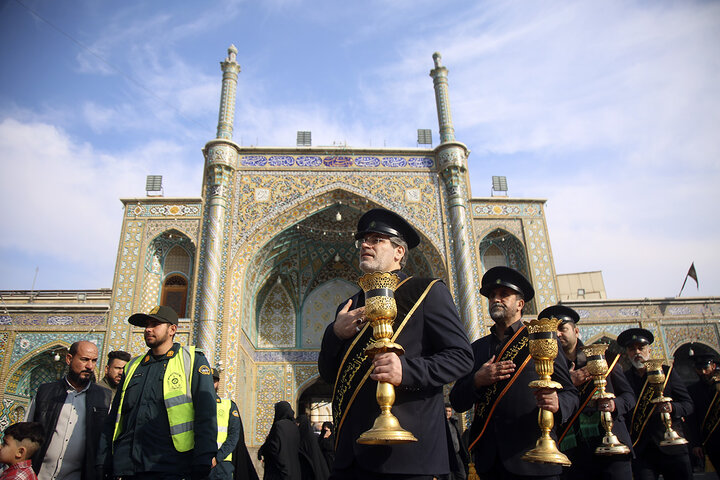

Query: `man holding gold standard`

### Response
(318, 208, 473, 479)
(450, 267, 579, 480)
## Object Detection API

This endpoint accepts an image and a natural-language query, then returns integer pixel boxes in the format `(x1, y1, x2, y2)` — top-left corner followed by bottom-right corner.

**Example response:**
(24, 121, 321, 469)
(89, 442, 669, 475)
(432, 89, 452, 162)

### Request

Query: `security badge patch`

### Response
(199, 365, 212, 375)
(150, 305, 161, 314)
(232, 409, 239, 417)
(168, 372, 183, 390)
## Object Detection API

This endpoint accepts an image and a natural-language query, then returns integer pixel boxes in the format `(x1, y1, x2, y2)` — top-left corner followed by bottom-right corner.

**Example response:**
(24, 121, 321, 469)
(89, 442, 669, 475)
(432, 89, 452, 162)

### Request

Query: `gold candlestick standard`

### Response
(521, 317, 571, 466)
(356, 272, 417, 445)
(643, 359, 688, 446)
(581, 343, 631, 455)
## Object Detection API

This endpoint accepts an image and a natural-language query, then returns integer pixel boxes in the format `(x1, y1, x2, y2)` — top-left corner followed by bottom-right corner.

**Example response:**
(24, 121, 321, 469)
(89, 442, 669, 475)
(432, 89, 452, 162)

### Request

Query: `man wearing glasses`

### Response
(318, 208, 473, 479)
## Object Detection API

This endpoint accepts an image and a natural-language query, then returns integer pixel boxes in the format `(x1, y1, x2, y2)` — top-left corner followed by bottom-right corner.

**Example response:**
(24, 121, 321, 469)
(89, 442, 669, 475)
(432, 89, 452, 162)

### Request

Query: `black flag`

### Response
(678, 262, 699, 296)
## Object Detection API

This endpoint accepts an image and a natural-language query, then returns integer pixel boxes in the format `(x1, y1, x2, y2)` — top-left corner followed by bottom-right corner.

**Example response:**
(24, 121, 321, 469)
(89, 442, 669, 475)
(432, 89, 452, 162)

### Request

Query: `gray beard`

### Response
(489, 304, 509, 322)
(631, 358, 645, 369)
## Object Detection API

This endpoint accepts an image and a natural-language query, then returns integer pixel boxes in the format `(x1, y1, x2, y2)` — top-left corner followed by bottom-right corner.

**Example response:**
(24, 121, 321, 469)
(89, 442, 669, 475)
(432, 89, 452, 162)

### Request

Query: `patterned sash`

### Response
(558, 354, 621, 447)
(331, 277, 439, 447)
(702, 389, 720, 446)
(630, 364, 672, 447)
(467, 325, 531, 451)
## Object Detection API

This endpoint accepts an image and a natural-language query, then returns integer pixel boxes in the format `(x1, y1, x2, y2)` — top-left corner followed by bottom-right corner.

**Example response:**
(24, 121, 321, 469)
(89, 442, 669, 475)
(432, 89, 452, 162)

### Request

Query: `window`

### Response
(161, 274, 188, 318)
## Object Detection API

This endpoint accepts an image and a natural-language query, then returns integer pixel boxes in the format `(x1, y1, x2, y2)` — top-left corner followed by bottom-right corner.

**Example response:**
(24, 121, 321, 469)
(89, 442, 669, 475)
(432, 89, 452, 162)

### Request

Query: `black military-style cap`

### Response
(690, 353, 717, 369)
(539, 304, 580, 325)
(355, 208, 420, 249)
(211, 368, 220, 380)
(479, 266, 535, 302)
(128, 305, 179, 327)
(617, 328, 654, 348)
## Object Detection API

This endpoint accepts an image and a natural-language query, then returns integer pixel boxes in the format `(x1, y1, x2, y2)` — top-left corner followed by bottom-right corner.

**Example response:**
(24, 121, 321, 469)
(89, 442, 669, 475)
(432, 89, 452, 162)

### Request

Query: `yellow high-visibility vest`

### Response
(113, 346, 196, 452)
(216, 398, 233, 462)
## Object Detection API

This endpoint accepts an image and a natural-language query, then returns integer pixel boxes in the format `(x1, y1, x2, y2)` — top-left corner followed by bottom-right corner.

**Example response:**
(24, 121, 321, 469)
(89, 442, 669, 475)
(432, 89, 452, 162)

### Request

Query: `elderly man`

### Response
(552, 304, 634, 480)
(618, 328, 693, 480)
(97, 350, 130, 400)
(27, 340, 112, 480)
(686, 349, 720, 478)
(318, 208, 473, 479)
(97, 305, 217, 480)
(450, 267, 579, 480)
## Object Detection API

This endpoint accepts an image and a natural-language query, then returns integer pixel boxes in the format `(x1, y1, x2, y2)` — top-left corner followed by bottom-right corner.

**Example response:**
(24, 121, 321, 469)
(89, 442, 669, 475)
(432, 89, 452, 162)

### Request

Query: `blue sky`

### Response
(1, 0, 718, 299)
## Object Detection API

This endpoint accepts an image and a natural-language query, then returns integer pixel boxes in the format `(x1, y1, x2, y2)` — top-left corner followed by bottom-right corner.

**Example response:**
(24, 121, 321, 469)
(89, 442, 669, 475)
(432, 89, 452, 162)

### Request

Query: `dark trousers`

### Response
(330, 465, 435, 480)
(478, 458, 559, 480)
(632, 445, 693, 480)
(117, 474, 186, 480)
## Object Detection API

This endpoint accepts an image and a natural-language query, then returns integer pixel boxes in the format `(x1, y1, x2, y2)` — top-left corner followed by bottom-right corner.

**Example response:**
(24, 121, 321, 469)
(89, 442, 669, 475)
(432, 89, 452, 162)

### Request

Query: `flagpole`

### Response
(678, 276, 688, 297)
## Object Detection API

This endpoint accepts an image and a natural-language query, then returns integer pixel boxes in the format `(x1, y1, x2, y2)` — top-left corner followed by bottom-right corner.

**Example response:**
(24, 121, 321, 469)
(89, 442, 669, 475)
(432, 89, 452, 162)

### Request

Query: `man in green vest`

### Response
(97, 305, 217, 480)
(209, 368, 239, 480)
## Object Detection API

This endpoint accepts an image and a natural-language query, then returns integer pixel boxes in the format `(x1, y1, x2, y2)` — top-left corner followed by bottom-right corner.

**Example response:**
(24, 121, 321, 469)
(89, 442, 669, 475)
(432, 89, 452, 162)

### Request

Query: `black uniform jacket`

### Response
(687, 377, 720, 471)
(318, 273, 474, 475)
(624, 364, 694, 456)
(450, 319, 579, 477)
(559, 342, 635, 479)
(30, 378, 112, 480)
(97, 343, 218, 476)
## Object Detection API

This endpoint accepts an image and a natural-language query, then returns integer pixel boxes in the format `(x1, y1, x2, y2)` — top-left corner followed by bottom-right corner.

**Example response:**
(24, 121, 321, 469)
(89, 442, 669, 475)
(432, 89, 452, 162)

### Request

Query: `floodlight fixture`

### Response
(297, 131, 312, 147)
(417, 129, 432, 145)
(491, 176, 508, 196)
(577, 288, 586, 297)
(146, 175, 163, 196)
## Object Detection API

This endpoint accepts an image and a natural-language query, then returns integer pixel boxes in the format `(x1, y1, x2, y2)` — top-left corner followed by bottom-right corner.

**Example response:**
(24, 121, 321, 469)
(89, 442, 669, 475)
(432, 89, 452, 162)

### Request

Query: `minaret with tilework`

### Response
(430, 52, 483, 339)
(196, 45, 241, 364)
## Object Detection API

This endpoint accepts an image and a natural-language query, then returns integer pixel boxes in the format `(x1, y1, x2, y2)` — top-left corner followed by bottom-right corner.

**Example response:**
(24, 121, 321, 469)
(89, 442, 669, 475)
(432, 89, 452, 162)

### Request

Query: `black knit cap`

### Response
(479, 266, 534, 301)
(538, 304, 580, 325)
(128, 305, 179, 327)
(617, 328, 654, 348)
(355, 208, 420, 249)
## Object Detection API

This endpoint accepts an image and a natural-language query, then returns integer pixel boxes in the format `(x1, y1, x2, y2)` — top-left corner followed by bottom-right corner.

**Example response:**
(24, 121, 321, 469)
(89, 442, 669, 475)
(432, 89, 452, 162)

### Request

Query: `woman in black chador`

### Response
(297, 414, 329, 480)
(258, 401, 301, 480)
(317, 421, 335, 472)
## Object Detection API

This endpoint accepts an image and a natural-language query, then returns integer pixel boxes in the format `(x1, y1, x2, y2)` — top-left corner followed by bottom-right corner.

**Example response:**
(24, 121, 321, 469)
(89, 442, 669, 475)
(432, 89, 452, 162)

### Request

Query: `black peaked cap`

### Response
(617, 328, 654, 348)
(539, 304, 580, 325)
(480, 266, 534, 302)
(355, 208, 420, 249)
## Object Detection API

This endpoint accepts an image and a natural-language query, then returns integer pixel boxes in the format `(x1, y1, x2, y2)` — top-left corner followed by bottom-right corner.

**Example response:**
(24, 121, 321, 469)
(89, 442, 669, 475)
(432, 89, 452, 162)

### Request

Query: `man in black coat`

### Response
(552, 304, 634, 480)
(27, 340, 112, 480)
(450, 267, 579, 480)
(258, 401, 301, 480)
(318, 208, 474, 479)
(618, 327, 693, 480)
(686, 351, 720, 478)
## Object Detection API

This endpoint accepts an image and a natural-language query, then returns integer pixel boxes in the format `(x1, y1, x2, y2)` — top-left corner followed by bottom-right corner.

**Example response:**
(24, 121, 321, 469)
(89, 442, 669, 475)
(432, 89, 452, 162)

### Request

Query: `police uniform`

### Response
(547, 305, 634, 480)
(686, 352, 720, 477)
(618, 328, 694, 480)
(210, 369, 241, 480)
(97, 307, 217, 480)
(450, 268, 579, 480)
(318, 208, 474, 478)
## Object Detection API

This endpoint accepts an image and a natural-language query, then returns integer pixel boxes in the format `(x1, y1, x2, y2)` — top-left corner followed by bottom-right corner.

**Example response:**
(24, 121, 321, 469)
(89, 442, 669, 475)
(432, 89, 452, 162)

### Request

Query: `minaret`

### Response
(196, 46, 241, 365)
(430, 52, 483, 339)
(216, 44, 241, 140)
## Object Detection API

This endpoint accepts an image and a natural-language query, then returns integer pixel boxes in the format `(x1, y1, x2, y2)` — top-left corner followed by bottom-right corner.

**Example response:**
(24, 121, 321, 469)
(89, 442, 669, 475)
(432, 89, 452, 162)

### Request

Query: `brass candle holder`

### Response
(521, 316, 571, 466)
(644, 359, 688, 446)
(581, 343, 630, 455)
(356, 272, 417, 445)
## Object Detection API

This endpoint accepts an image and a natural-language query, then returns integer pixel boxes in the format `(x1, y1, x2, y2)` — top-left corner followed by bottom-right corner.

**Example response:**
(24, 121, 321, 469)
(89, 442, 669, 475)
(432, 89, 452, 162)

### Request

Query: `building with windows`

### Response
(1, 46, 718, 444)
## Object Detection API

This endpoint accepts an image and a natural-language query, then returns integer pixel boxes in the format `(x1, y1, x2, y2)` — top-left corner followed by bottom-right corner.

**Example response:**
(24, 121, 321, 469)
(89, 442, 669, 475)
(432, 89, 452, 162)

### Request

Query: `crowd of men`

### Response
(3, 206, 718, 480)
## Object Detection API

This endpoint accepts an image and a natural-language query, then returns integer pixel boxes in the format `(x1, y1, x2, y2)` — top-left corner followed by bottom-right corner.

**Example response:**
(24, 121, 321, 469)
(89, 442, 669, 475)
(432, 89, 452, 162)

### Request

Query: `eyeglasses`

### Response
(354, 236, 390, 249)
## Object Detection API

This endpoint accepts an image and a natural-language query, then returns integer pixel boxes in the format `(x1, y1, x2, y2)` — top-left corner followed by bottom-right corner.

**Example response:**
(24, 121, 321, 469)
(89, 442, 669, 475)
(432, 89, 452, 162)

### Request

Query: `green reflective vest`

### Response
(216, 398, 233, 462)
(113, 346, 196, 452)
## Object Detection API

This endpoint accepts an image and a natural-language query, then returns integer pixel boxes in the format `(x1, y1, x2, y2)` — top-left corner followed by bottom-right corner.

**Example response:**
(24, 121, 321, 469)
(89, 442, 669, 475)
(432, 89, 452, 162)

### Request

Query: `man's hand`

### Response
(569, 363, 591, 387)
(333, 300, 366, 340)
(473, 356, 516, 388)
(658, 401, 673, 414)
(211, 457, 217, 468)
(371, 352, 402, 386)
(534, 388, 559, 413)
(597, 398, 616, 412)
